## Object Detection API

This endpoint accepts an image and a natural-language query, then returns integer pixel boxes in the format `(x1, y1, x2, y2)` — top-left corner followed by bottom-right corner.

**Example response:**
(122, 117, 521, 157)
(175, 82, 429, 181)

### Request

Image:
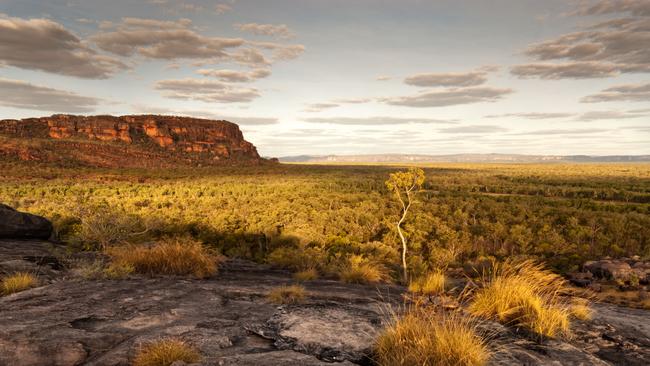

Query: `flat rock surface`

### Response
(1, 240, 650, 366)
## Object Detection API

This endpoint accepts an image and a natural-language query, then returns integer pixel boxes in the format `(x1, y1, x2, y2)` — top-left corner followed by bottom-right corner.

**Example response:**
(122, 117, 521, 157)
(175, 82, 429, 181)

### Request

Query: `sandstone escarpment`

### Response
(0, 114, 262, 167)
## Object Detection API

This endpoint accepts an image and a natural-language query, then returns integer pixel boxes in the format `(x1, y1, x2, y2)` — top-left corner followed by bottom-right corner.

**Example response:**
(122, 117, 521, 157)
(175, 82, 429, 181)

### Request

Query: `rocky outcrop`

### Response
(584, 259, 650, 284)
(2, 241, 650, 365)
(0, 114, 263, 166)
(0, 204, 52, 240)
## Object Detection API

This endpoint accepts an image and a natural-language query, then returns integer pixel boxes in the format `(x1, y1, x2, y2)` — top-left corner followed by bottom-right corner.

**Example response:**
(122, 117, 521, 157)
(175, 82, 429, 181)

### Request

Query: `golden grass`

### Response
(133, 339, 200, 366)
(267, 284, 307, 304)
(375, 310, 489, 366)
(106, 237, 219, 278)
(408, 271, 446, 295)
(1, 272, 38, 295)
(468, 260, 573, 339)
(570, 298, 593, 320)
(293, 268, 318, 281)
(339, 255, 390, 284)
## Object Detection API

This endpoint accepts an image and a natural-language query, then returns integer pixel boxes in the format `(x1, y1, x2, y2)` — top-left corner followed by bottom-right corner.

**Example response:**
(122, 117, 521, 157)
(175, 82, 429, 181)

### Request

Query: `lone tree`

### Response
(385, 167, 425, 282)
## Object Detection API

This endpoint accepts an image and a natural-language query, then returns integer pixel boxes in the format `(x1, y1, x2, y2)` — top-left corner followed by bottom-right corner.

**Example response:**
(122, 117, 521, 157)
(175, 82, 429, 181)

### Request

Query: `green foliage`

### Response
(1, 162, 649, 280)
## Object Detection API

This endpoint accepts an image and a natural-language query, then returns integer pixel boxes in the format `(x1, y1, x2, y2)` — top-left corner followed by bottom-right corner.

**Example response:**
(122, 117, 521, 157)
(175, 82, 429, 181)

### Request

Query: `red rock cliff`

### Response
(0, 114, 261, 162)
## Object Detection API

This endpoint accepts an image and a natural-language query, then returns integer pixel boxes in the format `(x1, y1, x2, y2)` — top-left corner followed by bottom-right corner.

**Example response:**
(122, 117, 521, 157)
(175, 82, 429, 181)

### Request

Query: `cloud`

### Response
(581, 82, 650, 102)
(228, 116, 278, 125)
(376, 75, 392, 81)
(438, 125, 508, 134)
(131, 103, 277, 124)
(303, 116, 457, 125)
(332, 98, 372, 104)
(511, 5, 650, 79)
(404, 67, 496, 87)
(576, 109, 650, 121)
(0, 78, 101, 113)
(574, 0, 650, 17)
(155, 78, 260, 103)
(0, 14, 126, 79)
(381, 87, 513, 107)
(247, 41, 305, 61)
(197, 68, 270, 82)
(485, 112, 574, 119)
(215, 4, 232, 14)
(514, 128, 610, 135)
(511, 61, 620, 79)
(235, 23, 295, 39)
(91, 17, 244, 60)
(303, 103, 339, 113)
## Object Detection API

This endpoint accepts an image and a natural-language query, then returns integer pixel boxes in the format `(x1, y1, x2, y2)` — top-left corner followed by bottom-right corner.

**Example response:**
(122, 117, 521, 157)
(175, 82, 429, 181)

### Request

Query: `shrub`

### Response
(106, 237, 219, 278)
(468, 260, 572, 339)
(294, 268, 318, 282)
(375, 310, 489, 366)
(133, 339, 200, 366)
(339, 254, 390, 284)
(69, 206, 152, 250)
(408, 271, 446, 295)
(267, 284, 307, 304)
(104, 262, 135, 279)
(2, 272, 38, 295)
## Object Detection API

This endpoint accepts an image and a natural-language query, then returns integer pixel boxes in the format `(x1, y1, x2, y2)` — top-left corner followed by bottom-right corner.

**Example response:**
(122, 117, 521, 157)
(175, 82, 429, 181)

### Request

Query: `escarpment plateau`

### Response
(0, 115, 264, 167)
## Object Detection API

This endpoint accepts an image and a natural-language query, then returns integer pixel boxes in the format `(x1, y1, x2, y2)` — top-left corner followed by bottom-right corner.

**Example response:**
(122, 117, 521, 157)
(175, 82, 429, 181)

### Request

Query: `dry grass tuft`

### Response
(570, 298, 592, 321)
(468, 260, 573, 339)
(376, 310, 490, 366)
(339, 254, 390, 284)
(133, 339, 200, 366)
(106, 237, 219, 278)
(1, 272, 38, 295)
(408, 271, 446, 295)
(267, 284, 307, 304)
(293, 268, 319, 282)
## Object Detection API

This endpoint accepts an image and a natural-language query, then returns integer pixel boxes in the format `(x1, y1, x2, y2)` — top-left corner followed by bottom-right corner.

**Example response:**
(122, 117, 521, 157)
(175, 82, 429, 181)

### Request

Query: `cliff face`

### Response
(0, 114, 262, 167)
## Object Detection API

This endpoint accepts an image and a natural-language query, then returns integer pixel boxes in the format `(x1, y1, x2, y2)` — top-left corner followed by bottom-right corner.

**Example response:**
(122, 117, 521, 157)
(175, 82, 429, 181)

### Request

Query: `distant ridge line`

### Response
(279, 154, 650, 163)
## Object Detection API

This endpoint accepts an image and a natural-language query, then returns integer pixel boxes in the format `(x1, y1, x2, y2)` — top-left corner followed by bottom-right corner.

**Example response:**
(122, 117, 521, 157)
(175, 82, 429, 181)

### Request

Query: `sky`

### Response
(0, 0, 648, 157)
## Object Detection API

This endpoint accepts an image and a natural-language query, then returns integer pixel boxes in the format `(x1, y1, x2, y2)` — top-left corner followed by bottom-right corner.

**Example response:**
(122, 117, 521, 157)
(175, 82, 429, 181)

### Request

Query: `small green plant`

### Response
(267, 284, 307, 304)
(104, 262, 135, 279)
(133, 339, 200, 366)
(2, 272, 38, 295)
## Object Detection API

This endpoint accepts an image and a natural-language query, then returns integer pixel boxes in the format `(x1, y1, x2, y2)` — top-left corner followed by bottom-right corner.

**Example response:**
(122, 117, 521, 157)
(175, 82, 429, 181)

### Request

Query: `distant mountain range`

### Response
(279, 154, 650, 163)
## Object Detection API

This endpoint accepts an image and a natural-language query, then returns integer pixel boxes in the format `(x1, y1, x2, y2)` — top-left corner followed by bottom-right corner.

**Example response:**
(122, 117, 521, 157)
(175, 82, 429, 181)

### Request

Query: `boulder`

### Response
(0, 204, 52, 240)
(584, 260, 634, 281)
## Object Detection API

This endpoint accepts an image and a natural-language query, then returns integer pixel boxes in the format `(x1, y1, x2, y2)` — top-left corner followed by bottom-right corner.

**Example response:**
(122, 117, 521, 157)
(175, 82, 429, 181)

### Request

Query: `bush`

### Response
(69, 206, 152, 250)
(339, 254, 390, 284)
(267, 284, 307, 304)
(468, 260, 573, 339)
(104, 262, 135, 279)
(408, 271, 446, 295)
(294, 268, 318, 281)
(1, 272, 38, 295)
(106, 237, 219, 278)
(133, 339, 200, 366)
(375, 310, 489, 366)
